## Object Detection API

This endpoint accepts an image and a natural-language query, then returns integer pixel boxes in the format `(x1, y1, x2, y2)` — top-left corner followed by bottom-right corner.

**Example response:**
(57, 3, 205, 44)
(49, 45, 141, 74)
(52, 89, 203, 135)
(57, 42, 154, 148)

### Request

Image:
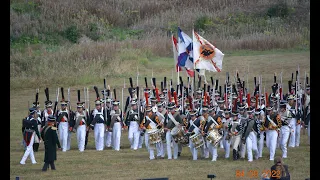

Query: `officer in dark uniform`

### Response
(41, 115, 61, 171)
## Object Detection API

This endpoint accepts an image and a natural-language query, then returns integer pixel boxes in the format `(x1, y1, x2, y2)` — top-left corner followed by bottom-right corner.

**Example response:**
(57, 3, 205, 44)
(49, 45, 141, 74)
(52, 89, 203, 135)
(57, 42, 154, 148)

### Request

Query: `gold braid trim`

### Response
(276, 114, 282, 129)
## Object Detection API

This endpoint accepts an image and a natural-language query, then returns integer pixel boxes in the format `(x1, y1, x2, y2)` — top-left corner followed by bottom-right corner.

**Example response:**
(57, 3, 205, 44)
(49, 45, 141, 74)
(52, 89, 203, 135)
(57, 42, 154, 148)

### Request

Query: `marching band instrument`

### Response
(190, 133, 204, 149)
(148, 128, 162, 144)
(206, 128, 223, 147)
(171, 126, 189, 146)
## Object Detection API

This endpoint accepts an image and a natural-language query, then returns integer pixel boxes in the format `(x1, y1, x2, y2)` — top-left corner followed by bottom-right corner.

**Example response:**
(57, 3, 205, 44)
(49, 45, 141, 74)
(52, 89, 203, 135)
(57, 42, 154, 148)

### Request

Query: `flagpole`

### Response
(177, 67, 180, 85)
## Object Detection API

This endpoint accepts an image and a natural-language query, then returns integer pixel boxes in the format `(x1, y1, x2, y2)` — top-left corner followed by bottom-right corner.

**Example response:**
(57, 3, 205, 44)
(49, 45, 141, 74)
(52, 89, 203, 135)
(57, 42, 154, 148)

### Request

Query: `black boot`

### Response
(42, 163, 49, 171)
(233, 149, 238, 160)
(33, 143, 39, 152)
(178, 152, 181, 157)
(49, 161, 56, 170)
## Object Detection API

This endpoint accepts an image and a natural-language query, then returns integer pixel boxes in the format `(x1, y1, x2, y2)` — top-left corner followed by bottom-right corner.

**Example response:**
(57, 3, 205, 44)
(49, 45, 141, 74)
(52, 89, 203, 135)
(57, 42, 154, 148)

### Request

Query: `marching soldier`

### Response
(41, 115, 61, 171)
(41, 88, 53, 128)
(239, 101, 248, 159)
(256, 106, 266, 158)
(304, 84, 310, 145)
(20, 108, 42, 165)
(241, 107, 260, 162)
(90, 99, 105, 151)
(279, 100, 291, 158)
(286, 95, 297, 148)
(56, 98, 73, 152)
(264, 105, 281, 161)
(228, 110, 242, 160)
(73, 99, 88, 152)
(165, 102, 183, 160)
(125, 98, 143, 150)
(156, 102, 167, 159)
(138, 97, 145, 149)
(32, 101, 42, 152)
(142, 105, 162, 160)
(204, 106, 223, 161)
(109, 100, 123, 151)
(221, 108, 232, 159)
(186, 110, 203, 161)
(200, 105, 210, 159)
(105, 97, 113, 148)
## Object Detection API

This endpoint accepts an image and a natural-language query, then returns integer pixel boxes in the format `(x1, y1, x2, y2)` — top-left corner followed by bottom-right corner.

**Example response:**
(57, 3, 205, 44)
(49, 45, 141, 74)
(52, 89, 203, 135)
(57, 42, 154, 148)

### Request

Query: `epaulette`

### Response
(51, 127, 57, 130)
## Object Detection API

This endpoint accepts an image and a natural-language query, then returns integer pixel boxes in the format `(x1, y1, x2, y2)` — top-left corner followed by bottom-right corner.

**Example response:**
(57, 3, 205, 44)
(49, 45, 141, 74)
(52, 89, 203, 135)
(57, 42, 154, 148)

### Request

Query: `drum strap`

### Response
(156, 111, 165, 123)
(146, 116, 157, 129)
(168, 113, 180, 126)
(191, 121, 201, 134)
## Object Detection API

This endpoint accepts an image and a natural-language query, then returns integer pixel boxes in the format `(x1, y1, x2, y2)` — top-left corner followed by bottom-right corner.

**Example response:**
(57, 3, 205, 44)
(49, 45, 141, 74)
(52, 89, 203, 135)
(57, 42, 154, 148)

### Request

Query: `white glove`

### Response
(117, 116, 121, 121)
(134, 115, 138, 120)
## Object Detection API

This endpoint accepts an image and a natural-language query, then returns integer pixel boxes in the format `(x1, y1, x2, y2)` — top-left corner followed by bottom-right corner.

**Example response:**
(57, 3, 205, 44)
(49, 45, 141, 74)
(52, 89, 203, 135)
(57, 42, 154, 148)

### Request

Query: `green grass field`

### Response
(10, 51, 310, 180)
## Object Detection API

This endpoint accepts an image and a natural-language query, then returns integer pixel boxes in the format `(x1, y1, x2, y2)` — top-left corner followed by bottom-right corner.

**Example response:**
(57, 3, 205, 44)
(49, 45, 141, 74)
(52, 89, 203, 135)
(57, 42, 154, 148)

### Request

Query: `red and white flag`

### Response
(193, 30, 224, 72)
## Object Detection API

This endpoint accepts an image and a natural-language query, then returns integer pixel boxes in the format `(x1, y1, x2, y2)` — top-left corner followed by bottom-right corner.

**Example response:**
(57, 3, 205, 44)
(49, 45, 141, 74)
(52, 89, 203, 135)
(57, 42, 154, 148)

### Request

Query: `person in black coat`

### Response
(41, 115, 61, 171)
(270, 156, 290, 180)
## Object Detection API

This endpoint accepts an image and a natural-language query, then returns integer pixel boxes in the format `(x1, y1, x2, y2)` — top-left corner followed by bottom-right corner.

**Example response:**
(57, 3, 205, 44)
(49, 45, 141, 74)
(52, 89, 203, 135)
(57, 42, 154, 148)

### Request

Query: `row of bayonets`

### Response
(30, 66, 309, 116)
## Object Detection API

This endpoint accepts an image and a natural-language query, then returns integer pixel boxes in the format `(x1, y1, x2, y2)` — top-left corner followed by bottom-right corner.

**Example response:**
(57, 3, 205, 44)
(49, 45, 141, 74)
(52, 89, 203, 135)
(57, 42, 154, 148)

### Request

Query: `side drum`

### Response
(148, 129, 162, 144)
(206, 129, 223, 147)
(190, 133, 204, 149)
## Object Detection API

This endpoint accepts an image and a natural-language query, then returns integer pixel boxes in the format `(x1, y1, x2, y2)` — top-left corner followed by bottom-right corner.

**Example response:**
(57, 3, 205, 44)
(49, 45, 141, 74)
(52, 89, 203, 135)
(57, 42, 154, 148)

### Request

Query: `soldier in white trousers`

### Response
(222, 109, 232, 159)
(31, 100, 42, 152)
(242, 108, 260, 162)
(126, 99, 141, 150)
(265, 106, 280, 161)
(142, 105, 162, 160)
(104, 98, 113, 148)
(57, 100, 73, 152)
(90, 100, 105, 151)
(239, 105, 248, 159)
(279, 101, 291, 158)
(286, 95, 297, 148)
(156, 102, 167, 158)
(257, 107, 265, 158)
(20, 108, 41, 165)
(164, 103, 182, 160)
(74, 101, 88, 152)
(204, 106, 223, 161)
(110, 100, 122, 151)
(186, 110, 202, 160)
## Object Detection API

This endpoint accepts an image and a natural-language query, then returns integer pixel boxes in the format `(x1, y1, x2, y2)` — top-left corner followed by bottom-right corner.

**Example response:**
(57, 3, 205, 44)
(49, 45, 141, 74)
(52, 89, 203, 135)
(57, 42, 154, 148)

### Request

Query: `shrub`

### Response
(63, 25, 81, 43)
(195, 16, 213, 32)
(267, 2, 290, 18)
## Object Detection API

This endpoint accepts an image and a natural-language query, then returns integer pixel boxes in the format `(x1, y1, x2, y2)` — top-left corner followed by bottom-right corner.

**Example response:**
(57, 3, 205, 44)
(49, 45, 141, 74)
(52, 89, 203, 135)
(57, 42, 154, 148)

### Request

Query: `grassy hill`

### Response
(10, 0, 310, 89)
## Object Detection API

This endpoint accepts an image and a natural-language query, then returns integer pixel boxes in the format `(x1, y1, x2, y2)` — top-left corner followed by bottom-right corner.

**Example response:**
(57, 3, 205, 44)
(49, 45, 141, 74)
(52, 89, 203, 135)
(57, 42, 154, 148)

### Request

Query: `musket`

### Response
(136, 86, 140, 121)
(85, 87, 90, 148)
(137, 66, 139, 87)
(68, 87, 71, 112)
(27, 100, 29, 116)
(180, 76, 184, 113)
(121, 80, 124, 126)
(53, 87, 59, 125)
(280, 71, 283, 100)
